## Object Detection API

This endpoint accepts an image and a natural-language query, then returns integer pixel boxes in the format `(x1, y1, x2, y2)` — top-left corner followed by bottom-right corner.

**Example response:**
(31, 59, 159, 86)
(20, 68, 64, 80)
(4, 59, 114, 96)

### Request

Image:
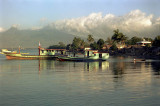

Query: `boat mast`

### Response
(39, 41, 41, 56)
(19, 46, 20, 54)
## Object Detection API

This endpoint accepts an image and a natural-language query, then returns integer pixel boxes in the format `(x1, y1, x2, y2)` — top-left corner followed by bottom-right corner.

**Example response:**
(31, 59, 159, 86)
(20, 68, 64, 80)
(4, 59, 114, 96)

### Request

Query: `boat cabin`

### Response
(39, 48, 66, 56)
(84, 49, 109, 60)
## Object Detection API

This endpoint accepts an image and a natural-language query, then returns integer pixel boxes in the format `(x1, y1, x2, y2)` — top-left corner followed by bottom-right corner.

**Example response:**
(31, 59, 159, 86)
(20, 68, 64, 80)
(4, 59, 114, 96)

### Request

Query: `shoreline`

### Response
(109, 46, 160, 60)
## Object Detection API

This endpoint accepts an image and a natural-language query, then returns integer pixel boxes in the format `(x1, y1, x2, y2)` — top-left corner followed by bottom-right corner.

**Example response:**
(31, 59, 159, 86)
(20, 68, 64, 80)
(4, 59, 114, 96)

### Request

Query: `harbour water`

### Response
(0, 49, 160, 106)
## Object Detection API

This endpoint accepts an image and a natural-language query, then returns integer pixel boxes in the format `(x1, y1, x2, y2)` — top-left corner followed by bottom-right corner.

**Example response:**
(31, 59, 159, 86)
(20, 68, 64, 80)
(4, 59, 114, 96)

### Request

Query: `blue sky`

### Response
(0, 0, 160, 29)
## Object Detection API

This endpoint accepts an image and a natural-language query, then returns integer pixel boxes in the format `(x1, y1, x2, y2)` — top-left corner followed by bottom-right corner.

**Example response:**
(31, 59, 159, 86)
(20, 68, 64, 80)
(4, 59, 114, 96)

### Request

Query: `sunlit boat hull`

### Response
(5, 54, 58, 60)
(1, 46, 67, 60)
(57, 56, 109, 62)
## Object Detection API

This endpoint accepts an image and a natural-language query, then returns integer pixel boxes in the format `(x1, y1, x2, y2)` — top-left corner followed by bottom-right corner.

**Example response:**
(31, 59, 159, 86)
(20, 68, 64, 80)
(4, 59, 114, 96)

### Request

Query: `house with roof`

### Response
(136, 39, 151, 46)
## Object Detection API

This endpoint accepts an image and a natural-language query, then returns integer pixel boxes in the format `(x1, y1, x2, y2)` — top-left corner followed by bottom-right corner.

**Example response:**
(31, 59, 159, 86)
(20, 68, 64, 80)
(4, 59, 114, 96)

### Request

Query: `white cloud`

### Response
(51, 9, 160, 38)
(11, 24, 20, 29)
(40, 17, 49, 26)
(31, 26, 42, 30)
(155, 17, 160, 24)
(123, 10, 153, 30)
(0, 27, 5, 32)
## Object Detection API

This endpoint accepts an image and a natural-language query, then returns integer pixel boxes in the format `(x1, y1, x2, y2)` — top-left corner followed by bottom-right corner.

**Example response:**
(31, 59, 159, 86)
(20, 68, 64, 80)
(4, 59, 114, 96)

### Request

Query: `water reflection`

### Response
(0, 58, 160, 77)
(38, 60, 110, 72)
(83, 61, 109, 72)
(1, 58, 160, 105)
(111, 62, 126, 78)
(151, 62, 160, 75)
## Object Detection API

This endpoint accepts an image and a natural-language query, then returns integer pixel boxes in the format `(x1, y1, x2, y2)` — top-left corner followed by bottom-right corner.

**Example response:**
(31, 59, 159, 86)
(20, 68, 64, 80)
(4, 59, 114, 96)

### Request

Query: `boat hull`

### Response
(6, 55, 57, 60)
(57, 56, 107, 62)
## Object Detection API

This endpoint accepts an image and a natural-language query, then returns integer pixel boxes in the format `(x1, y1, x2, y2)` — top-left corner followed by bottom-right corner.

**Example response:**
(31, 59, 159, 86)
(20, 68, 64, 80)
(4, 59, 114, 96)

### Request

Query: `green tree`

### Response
(97, 38, 105, 50)
(71, 37, 85, 51)
(152, 35, 160, 47)
(144, 37, 153, 42)
(87, 34, 94, 44)
(127, 36, 142, 45)
(112, 29, 121, 43)
(72, 37, 80, 50)
(58, 42, 65, 47)
(48, 42, 66, 49)
(66, 44, 72, 50)
(111, 29, 127, 45)
(90, 42, 99, 50)
(110, 43, 118, 51)
(80, 39, 86, 49)
(120, 34, 128, 45)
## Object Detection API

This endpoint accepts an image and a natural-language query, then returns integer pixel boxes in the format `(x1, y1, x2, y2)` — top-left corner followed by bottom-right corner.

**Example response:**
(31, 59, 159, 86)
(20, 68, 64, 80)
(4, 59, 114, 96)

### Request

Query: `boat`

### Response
(1, 42, 67, 60)
(57, 49, 109, 62)
(133, 58, 146, 62)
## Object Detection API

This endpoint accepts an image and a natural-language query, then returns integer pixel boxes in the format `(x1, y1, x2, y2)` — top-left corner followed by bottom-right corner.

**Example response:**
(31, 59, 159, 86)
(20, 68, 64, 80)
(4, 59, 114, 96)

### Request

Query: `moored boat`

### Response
(1, 42, 67, 60)
(57, 49, 109, 62)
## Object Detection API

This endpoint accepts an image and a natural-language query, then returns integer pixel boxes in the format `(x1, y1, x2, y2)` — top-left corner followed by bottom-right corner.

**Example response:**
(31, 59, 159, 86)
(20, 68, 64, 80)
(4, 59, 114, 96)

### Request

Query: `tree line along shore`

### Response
(48, 29, 160, 59)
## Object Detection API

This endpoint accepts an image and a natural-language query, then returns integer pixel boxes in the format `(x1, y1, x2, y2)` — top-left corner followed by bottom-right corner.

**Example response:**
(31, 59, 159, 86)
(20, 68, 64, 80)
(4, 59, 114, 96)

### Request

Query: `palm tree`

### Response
(87, 34, 94, 44)
(112, 29, 121, 43)
(97, 39, 105, 50)
(112, 29, 118, 42)
(111, 29, 127, 45)
(119, 33, 128, 45)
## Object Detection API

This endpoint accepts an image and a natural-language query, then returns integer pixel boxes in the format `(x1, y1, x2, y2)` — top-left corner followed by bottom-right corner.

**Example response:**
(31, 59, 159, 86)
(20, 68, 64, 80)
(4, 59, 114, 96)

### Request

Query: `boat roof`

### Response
(41, 48, 67, 51)
(93, 52, 109, 54)
(85, 49, 98, 52)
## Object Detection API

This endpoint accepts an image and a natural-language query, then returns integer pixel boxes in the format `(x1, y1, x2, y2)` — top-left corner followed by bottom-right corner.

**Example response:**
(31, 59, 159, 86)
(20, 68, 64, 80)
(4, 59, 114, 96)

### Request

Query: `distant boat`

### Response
(57, 49, 109, 62)
(133, 58, 146, 62)
(1, 49, 16, 53)
(1, 43, 67, 60)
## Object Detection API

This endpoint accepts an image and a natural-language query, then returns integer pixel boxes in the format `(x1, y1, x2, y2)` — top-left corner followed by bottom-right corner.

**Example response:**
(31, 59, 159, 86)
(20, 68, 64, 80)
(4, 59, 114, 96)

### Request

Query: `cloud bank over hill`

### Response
(0, 27, 5, 32)
(51, 9, 160, 38)
(0, 9, 160, 48)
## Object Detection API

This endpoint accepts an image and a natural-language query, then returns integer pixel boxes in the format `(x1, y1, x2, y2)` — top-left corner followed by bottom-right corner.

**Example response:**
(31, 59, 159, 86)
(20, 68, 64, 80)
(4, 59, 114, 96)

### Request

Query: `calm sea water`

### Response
(0, 49, 160, 106)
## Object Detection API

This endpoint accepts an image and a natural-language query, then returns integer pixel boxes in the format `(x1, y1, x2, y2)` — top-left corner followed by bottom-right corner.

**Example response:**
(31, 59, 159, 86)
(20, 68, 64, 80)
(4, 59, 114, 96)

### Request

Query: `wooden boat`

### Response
(133, 58, 146, 62)
(57, 49, 109, 62)
(4, 53, 63, 60)
(1, 42, 67, 60)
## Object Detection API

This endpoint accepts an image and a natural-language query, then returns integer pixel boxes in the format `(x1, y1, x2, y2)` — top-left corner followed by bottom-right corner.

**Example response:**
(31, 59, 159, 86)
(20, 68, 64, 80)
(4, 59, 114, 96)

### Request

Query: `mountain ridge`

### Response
(0, 27, 76, 48)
